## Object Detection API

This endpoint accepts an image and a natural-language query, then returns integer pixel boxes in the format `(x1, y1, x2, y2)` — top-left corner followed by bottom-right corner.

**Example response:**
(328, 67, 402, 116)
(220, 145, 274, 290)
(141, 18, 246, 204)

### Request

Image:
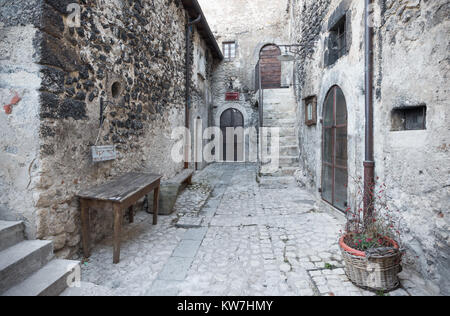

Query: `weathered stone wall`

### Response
(189, 28, 215, 169)
(1, 0, 217, 258)
(375, 0, 450, 295)
(198, 0, 292, 160)
(289, 0, 450, 294)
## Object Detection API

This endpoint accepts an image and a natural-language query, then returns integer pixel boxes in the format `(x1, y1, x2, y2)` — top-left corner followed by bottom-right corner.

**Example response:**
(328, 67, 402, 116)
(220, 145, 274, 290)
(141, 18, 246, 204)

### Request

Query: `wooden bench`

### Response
(77, 172, 162, 264)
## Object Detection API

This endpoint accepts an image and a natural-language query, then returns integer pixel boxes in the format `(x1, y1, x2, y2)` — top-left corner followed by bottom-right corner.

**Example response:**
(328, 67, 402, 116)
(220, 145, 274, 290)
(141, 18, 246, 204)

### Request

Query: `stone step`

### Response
(263, 104, 297, 113)
(3, 259, 79, 296)
(280, 167, 298, 176)
(263, 88, 293, 96)
(263, 118, 297, 126)
(280, 127, 296, 137)
(259, 176, 296, 188)
(280, 145, 299, 156)
(260, 156, 299, 168)
(260, 166, 297, 177)
(0, 221, 24, 252)
(260, 127, 296, 138)
(263, 98, 296, 104)
(263, 111, 296, 120)
(271, 136, 297, 146)
(0, 240, 53, 294)
(279, 156, 299, 167)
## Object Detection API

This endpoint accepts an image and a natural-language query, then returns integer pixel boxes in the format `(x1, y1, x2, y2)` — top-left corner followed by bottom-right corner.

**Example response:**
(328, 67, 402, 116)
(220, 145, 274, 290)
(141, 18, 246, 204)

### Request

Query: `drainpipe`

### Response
(185, 14, 202, 169)
(364, 0, 375, 227)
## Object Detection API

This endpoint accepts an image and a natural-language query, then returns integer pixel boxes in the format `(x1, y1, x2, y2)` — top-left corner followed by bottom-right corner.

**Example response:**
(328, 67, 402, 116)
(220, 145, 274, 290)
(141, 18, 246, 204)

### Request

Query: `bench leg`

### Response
(153, 186, 159, 225)
(80, 199, 90, 258)
(113, 204, 123, 264)
(128, 205, 134, 223)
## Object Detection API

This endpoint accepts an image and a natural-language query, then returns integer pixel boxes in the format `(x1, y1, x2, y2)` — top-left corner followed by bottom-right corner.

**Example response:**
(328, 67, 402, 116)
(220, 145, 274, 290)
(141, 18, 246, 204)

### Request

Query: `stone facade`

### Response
(289, 0, 449, 294)
(0, 0, 220, 257)
(0, 0, 448, 296)
(198, 0, 293, 159)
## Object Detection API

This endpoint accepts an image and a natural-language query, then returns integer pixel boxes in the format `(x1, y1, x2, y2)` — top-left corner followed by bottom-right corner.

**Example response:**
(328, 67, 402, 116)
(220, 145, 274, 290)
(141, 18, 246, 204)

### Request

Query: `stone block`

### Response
(172, 240, 202, 258)
(59, 98, 87, 120)
(147, 182, 181, 215)
(39, 92, 60, 119)
(37, 32, 81, 72)
(147, 169, 194, 215)
(45, 233, 66, 251)
(182, 227, 208, 241)
(45, 0, 78, 14)
(40, 66, 65, 94)
(39, 3, 65, 38)
(157, 256, 193, 281)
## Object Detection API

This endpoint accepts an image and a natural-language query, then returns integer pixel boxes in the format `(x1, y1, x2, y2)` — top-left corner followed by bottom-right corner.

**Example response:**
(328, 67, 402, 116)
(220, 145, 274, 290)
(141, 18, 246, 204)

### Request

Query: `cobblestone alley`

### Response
(62, 164, 429, 296)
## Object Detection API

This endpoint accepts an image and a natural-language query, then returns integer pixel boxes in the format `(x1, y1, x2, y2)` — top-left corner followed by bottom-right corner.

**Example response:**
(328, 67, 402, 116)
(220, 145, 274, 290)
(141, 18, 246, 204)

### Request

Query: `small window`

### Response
(391, 105, 427, 131)
(304, 95, 317, 126)
(326, 15, 347, 66)
(223, 42, 236, 61)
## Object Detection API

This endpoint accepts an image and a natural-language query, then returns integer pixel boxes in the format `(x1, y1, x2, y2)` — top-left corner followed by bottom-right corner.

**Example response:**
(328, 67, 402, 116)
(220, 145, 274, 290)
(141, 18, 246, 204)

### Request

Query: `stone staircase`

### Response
(259, 88, 299, 188)
(0, 220, 79, 296)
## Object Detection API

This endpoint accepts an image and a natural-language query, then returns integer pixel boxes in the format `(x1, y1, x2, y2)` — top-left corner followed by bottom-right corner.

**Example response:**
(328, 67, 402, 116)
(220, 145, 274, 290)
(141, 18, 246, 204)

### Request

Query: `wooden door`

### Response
(322, 86, 348, 211)
(220, 108, 244, 162)
(260, 45, 281, 89)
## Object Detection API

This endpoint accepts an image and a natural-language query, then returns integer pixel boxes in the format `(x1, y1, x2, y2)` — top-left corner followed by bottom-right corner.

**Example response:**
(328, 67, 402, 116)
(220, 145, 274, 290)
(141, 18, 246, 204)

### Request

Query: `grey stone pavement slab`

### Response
(62, 163, 433, 296)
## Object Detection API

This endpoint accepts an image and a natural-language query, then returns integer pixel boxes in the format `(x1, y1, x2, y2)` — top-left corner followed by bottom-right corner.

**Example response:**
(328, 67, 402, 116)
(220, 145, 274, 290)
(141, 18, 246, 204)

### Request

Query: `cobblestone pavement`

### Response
(62, 163, 431, 296)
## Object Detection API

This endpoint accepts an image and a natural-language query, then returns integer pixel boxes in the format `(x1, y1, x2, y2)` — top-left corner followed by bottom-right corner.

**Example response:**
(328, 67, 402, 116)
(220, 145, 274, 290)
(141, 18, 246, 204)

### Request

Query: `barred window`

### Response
(326, 15, 347, 66)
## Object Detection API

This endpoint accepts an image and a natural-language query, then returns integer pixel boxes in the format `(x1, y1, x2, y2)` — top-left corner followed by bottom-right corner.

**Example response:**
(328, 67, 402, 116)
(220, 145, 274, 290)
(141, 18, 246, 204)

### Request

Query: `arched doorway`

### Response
(220, 108, 244, 162)
(322, 86, 348, 211)
(259, 45, 281, 89)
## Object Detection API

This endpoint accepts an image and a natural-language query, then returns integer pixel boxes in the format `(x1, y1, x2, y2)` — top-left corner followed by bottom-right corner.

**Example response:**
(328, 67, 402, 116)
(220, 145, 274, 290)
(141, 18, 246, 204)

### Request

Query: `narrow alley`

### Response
(1, 0, 448, 299)
(62, 163, 427, 296)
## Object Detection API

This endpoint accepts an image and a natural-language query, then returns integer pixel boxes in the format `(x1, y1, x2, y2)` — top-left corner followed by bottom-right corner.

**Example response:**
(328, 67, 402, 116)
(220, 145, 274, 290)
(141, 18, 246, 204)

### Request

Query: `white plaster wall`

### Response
(0, 24, 42, 237)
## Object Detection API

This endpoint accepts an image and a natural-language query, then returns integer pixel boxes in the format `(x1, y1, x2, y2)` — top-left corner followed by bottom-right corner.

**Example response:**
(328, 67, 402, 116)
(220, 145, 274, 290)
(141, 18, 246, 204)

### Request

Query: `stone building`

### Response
(200, 0, 449, 295)
(288, 0, 449, 294)
(198, 0, 295, 163)
(0, 0, 222, 257)
(0, 0, 448, 296)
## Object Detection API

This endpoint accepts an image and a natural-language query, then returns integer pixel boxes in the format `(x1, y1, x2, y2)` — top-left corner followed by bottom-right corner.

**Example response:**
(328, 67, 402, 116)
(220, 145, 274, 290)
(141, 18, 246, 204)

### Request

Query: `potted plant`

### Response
(339, 177, 404, 292)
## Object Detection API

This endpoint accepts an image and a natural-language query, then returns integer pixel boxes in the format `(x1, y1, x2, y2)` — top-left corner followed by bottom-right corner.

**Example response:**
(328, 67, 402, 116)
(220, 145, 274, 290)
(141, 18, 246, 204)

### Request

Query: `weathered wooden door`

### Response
(322, 86, 348, 211)
(260, 45, 281, 89)
(220, 108, 244, 162)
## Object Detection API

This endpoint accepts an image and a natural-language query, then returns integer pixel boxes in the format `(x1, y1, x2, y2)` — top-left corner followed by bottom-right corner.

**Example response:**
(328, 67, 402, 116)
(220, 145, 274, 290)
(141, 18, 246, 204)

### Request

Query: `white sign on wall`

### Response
(91, 145, 117, 162)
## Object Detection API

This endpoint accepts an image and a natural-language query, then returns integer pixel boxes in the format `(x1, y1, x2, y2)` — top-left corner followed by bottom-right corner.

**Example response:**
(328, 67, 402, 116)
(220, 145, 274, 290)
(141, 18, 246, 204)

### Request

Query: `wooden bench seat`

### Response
(77, 172, 162, 264)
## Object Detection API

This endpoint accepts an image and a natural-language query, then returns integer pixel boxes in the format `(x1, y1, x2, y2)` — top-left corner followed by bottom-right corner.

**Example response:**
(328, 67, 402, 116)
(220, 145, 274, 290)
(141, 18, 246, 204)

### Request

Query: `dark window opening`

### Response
(111, 82, 122, 98)
(326, 15, 347, 66)
(223, 42, 236, 61)
(391, 106, 427, 131)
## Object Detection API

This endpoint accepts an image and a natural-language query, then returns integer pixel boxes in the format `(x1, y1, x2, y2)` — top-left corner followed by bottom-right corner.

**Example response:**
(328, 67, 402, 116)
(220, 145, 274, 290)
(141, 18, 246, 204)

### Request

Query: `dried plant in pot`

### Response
(339, 177, 404, 292)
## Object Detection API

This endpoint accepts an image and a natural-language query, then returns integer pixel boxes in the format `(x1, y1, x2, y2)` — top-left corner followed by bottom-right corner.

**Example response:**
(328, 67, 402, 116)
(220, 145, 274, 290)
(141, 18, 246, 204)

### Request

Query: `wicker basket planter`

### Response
(339, 235, 402, 292)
